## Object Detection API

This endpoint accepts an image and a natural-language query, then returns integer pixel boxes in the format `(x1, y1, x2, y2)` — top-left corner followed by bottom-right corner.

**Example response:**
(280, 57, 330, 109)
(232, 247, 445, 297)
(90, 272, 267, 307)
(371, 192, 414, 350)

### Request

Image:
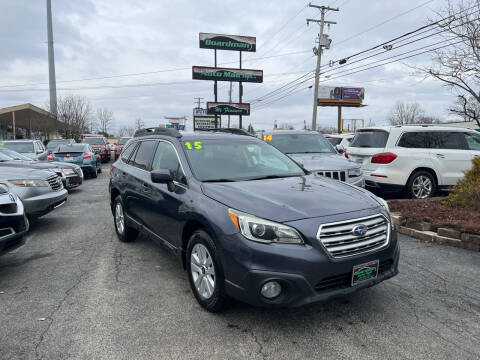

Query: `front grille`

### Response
(0, 203, 17, 214)
(314, 258, 394, 292)
(315, 170, 347, 182)
(317, 214, 390, 258)
(46, 174, 63, 191)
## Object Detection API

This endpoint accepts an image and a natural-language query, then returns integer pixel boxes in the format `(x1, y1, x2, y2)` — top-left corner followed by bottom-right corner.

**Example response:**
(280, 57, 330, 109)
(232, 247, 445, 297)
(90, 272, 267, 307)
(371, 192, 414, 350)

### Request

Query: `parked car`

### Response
(46, 138, 76, 154)
(0, 139, 48, 160)
(346, 125, 480, 198)
(114, 137, 132, 160)
(262, 130, 364, 187)
(324, 133, 355, 150)
(83, 137, 110, 163)
(0, 148, 83, 190)
(51, 144, 101, 178)
(0, 167, 67, 218)
(109, 128, 398, 312)
(0, 183, 29, 256)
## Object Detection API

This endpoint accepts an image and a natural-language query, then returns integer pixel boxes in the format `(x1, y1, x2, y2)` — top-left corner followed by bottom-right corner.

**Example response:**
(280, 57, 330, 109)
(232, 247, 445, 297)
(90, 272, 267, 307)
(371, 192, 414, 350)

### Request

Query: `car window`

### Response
(350, 130, 389, 148)
(182, 139, 304, 182)
(121, 142, 137, 163)
(152, 141, 186, 184)
(131, 140, 157, 170)
(326, 137, 342, 146)
(118, 138, 130, 145)
(84, 138, 104, 145)
(465, 132, 480, 151)
(1, 142, 34, 153)
(427, 132, 468, 150)
(268, 134, 335, 154)
(397, 132, 427, 148)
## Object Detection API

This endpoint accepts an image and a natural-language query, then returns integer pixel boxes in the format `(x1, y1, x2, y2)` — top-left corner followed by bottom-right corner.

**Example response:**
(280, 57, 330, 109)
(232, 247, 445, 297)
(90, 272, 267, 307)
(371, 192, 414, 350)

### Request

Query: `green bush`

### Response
(443, 156, 480, 211)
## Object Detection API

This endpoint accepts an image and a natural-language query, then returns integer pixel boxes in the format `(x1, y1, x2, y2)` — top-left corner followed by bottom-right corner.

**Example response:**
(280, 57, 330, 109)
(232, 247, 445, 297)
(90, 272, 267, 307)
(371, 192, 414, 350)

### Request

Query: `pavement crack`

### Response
(113, 245, 129, 284)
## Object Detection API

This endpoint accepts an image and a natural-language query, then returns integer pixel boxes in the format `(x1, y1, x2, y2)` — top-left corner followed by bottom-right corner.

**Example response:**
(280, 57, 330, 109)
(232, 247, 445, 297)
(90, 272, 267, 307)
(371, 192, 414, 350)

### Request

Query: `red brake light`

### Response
(47, 154, 53, 161)
(371, 152, 397, 164)
(344, 149, 349, 159)
(84, 153, 92, 159)
(110, 164, 114, 173)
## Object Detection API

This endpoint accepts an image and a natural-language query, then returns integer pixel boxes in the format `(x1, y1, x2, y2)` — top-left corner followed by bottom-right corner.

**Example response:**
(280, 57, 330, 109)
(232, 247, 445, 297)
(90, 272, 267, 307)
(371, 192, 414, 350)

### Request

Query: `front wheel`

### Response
(113, 195, 138, 242)
(406, 170, 436, 199)
(186, 230, 228, 312)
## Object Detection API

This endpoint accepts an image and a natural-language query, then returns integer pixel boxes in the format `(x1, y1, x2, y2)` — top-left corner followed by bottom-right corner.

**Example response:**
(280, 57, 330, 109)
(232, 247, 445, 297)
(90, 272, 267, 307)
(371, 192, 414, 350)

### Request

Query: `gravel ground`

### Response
(1, 168, 479, 360)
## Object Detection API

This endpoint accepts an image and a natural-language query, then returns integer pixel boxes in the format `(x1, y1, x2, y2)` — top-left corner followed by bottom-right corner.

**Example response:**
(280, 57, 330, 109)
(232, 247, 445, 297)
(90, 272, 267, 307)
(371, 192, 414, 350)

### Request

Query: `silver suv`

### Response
(262, 130, 364, 187)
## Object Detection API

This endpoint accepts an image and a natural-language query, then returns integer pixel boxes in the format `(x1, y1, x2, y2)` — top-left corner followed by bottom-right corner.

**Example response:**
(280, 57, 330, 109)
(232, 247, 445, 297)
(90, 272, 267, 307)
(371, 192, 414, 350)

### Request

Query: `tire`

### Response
(91, 167, 98, 178)
(98, 165, 102, 174)
(406, 170, 436, 199)
(186, 230, 228, 312)
(113, 195, 138, 242)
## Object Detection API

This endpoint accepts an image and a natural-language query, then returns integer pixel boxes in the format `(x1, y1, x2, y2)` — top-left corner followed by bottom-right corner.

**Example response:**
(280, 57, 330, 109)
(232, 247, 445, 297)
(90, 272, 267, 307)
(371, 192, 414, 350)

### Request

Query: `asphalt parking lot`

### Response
(1, 167, 479, 360)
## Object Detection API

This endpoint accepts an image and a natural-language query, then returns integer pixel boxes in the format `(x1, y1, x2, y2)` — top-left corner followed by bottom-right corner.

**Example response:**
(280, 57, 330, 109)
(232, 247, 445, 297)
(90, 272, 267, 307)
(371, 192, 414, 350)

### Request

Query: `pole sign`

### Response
(192, 66, 263, 83)
(207, 102, 250, 116)
(342, 87, 365, 101)
(199, 33, 256, 52)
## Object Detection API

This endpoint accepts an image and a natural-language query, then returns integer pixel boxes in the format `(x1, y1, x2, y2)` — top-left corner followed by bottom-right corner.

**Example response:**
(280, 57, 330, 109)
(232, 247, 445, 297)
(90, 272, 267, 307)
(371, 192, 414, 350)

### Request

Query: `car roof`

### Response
(262, 130, 320, 135)
(2, 139, 36, 142)
(134, 132, 261, 142)
(358, 125, 476, 132)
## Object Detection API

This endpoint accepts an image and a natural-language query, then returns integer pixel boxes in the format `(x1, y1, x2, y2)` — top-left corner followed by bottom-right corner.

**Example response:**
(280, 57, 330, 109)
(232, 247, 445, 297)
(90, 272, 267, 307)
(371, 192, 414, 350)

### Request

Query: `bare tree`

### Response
(118, 126, 135, 137)
(54, 95, 92, 140)
(316, 125, 337, 134)
(418, 116, 441, 124)
(424, 0, 480, 127)
(96, 108, 114, 136)
(134, 118, 145, 130)
(389, 101, 425, 125)
(449, 94, 480, 123)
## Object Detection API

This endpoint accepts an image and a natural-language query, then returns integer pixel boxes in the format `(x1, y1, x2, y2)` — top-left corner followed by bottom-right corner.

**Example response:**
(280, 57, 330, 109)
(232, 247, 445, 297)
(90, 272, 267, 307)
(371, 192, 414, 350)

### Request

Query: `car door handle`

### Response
(436, 153, 445, 158)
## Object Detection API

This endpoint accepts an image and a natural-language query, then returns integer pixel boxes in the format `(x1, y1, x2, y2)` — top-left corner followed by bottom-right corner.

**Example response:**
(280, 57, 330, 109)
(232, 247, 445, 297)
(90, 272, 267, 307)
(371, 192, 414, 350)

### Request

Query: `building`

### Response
(0, 103, 63, 141)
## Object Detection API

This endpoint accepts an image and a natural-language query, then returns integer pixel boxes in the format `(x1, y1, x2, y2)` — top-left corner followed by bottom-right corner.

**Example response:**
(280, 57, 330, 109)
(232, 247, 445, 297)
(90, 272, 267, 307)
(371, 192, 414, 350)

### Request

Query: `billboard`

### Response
(192, 66, 263, 83)
(342, 88, 365, 101)
(199, 33, 256, 52)
(318, 86, 365, 104)
(207, 102, 250, 116)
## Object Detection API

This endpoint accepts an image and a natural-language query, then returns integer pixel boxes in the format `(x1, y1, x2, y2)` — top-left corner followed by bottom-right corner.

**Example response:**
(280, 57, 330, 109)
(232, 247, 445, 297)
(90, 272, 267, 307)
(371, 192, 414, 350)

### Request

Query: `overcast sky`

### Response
(0, 0, 463, 133)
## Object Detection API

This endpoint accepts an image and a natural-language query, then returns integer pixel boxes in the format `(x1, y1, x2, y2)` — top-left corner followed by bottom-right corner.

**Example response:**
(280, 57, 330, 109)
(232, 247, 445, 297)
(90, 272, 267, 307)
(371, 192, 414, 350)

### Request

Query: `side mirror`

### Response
(151, 169, 175, 191)
(335, 144, 345, 154)
(37, 153, 48, 161)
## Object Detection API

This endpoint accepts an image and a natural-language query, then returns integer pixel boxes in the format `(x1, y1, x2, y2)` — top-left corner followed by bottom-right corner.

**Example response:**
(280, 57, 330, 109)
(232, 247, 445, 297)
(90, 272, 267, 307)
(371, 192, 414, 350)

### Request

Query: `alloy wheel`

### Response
(190, 243, 215, 299)
(412, 175, 432, 199)
(115, 202, 125, 235)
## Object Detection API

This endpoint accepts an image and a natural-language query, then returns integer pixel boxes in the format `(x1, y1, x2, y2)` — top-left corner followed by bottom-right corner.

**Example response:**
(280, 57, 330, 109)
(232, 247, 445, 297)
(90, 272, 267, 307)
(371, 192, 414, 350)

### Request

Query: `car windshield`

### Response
(268, 134, 335, 154)
(0, 148, 32, 161)
(1, 142, 34, 153)
(182, 139, 305, 182)
(47, 140, 69, 149)
(350, 130, 389, 148)
(84, 138, 103, 145)
(326, 137, 342, 146)
(0, 151, 14, 161)
(118, 138, 130, 145)
(56, 145, 87, 153)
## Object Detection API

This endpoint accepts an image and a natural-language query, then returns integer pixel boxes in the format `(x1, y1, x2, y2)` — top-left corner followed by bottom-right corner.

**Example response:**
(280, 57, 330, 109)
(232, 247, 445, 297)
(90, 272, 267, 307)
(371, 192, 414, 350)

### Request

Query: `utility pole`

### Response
(194, 97, 204, 108)
(227, 82, 232, 128)
(46, 0, 57, 116)
(308, 3, 338, 131)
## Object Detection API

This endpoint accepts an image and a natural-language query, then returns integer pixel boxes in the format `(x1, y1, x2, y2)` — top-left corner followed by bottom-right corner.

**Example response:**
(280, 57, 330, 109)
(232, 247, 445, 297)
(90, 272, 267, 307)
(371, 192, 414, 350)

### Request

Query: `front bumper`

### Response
(221, 228, 399, 308)
(18, 188, 68, 217)
(63, 174, 83, 189)
(0, 212, 29, 256)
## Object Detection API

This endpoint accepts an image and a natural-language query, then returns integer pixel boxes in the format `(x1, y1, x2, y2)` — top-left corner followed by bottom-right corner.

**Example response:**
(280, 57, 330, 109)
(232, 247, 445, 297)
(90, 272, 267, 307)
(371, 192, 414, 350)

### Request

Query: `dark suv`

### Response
(109, 128, 399, 312)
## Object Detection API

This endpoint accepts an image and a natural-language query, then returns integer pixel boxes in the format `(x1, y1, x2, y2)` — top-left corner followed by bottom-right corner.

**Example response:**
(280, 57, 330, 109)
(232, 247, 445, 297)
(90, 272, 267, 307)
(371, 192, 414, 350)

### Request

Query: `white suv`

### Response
(346, 125, 480, 198)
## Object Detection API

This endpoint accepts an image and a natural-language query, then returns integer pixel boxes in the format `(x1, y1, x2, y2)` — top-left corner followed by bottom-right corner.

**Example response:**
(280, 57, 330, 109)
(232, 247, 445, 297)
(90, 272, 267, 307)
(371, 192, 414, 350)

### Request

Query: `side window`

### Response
(397, 132, 426, 148)
(152, 141, 186, 184)
(427, 132, 468, 150)
(121, 142, 137, 164)
(131, 141, 157, 170)
(465, 132, 480, 150)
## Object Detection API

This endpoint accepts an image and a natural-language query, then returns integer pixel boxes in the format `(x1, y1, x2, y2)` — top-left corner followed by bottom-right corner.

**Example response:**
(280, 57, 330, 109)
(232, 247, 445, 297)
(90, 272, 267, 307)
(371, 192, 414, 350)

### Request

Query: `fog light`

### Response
(261, 281, 281, 299)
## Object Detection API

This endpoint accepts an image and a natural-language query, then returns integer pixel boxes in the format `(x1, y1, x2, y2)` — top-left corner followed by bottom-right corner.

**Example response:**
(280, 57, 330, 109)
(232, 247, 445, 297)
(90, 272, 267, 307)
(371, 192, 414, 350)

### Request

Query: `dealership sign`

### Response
(192, 66, 263, 83)
(199, 33, 256, 52)
(207, 102, 250, 116)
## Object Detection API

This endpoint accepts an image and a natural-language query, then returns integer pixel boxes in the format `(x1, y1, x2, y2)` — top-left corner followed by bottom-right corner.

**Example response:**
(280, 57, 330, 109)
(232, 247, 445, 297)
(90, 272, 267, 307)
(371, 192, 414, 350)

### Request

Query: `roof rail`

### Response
(133, 127, 182, 138)
(197, 128, 254, 136)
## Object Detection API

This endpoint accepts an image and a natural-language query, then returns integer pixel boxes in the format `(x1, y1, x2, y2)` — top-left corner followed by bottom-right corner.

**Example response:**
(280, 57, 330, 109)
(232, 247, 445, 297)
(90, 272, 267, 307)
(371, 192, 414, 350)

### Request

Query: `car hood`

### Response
(201, 175, 380, 222)
(0, 160, 77, 171)
(287, 153, 359, 171)
(0, 165, 54, 180)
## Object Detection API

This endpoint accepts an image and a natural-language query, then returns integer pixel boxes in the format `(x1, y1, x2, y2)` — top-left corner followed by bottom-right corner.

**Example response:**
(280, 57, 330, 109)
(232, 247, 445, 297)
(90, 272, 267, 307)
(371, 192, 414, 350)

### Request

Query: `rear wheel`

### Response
(98, 164, 102, 174)
(91, 166, 98, 178)
(186, 230, 227, 312)
(406, 170, 436, 199)
(113, 195, 138, 242)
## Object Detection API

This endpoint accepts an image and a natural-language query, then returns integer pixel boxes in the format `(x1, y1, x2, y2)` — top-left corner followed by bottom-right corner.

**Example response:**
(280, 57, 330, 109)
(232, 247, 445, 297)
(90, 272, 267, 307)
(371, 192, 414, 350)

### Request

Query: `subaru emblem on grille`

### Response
(352, 224, 367, 237)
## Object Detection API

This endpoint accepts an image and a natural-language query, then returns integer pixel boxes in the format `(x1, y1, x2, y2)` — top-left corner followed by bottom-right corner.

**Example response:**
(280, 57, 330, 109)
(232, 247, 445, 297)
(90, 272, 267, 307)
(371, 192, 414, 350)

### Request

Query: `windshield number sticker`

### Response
(185, 141, 203, 150)
(0, 142, 4, 146)
(263, 135, 272, 142)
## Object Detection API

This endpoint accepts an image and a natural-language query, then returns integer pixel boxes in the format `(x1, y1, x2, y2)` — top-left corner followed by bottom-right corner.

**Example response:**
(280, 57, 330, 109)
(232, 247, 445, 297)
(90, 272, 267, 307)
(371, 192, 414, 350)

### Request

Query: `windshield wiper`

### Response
(285, 151, 325, 154)
(202, 178, 238, 183)
(243, 174, 302, 181)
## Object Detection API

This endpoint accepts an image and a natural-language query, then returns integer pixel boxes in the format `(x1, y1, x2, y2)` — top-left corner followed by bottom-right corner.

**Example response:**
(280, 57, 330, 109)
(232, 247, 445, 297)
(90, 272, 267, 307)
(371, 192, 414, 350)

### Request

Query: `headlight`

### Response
(9, 179, 49, 187)
(377, 197, 390, 213)
(62, 168, 75, 175)
(228, 209, 304, 244)
(348, 168, 362, 177)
